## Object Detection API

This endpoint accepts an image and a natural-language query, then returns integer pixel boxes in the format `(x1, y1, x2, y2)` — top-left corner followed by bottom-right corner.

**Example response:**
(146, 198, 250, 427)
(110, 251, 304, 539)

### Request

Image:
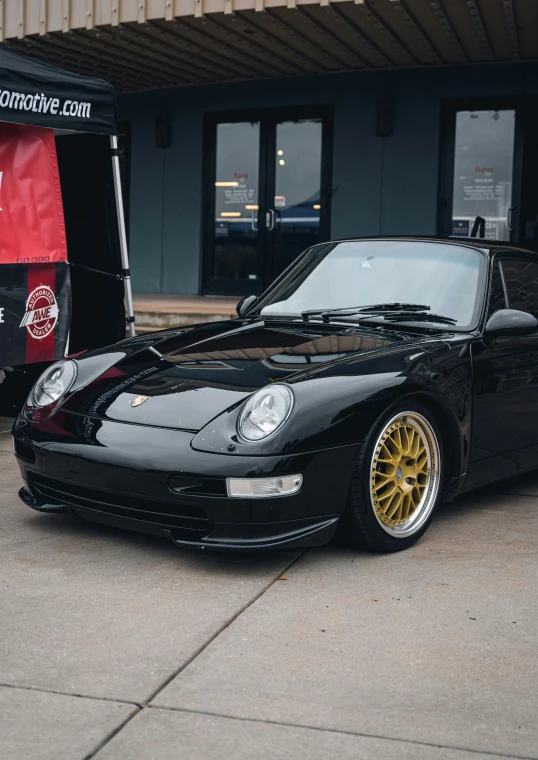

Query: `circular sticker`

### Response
(20, 285, 59, 340)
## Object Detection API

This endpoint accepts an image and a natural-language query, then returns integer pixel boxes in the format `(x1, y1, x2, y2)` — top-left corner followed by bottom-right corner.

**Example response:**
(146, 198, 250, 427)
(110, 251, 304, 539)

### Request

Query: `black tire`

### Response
(342, 400, 445, 553)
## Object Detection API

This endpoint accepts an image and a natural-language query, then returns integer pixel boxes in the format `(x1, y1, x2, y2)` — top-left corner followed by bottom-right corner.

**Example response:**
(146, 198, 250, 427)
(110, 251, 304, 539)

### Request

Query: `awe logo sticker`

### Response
(20, 285, 59, 340)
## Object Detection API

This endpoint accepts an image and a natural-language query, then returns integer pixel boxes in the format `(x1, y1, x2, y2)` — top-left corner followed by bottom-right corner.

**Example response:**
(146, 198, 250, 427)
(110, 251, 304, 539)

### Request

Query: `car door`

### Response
(468, 254, 538, 487)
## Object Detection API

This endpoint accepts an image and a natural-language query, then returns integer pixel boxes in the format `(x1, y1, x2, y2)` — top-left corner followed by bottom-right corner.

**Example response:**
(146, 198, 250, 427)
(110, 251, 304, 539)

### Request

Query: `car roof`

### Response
(322, 236, 538, 258)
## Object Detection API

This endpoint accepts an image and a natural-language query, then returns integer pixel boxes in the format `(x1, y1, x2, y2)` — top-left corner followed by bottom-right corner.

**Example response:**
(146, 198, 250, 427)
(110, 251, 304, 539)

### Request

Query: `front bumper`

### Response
(12, 412, 359, 551)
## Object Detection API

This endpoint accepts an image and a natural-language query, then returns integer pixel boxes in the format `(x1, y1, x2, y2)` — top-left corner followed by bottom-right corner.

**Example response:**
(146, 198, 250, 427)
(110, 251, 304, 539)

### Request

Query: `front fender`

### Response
(191, 343, 473, 468)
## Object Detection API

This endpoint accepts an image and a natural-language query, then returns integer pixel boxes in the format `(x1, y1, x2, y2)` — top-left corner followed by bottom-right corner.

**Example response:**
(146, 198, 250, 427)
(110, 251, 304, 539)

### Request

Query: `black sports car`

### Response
(12, 237, 538, 552)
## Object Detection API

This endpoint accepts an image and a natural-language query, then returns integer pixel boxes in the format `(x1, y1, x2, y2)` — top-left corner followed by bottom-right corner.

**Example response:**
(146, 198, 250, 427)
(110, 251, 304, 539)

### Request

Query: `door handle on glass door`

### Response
(506, 207, 516, 232)
(251, 209, 260, 231)
(266, 209, 275, 231)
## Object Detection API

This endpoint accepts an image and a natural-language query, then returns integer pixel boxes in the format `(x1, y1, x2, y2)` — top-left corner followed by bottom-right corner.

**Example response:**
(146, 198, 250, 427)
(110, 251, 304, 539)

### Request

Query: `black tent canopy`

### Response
(0, 46, 135, 351)
(0, 46, 117, 134)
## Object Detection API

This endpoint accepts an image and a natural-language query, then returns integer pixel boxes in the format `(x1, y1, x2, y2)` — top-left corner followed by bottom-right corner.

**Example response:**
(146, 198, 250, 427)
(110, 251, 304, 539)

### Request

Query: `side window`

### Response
(502, 259, 538, 317)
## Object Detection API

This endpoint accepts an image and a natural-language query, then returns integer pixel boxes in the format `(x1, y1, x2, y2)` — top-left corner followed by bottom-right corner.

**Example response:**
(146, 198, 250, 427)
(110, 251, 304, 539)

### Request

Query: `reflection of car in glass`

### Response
(216, 194, 321, 234)
(12, 238, 538, 553)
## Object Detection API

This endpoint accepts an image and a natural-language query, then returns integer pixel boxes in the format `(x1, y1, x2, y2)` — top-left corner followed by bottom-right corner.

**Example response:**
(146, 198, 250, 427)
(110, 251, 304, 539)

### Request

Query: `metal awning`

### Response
(1, 0, 536, 93)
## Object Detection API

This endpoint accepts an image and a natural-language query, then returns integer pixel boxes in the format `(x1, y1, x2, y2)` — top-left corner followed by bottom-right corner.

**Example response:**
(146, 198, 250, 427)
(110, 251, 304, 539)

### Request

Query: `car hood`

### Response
(63, 319, 443, 431)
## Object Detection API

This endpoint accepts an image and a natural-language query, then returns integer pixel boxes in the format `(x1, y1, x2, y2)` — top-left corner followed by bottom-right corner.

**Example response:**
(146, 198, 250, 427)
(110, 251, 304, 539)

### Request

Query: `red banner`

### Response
(0, 123, 67, 265)
(0, 262, 71, 366)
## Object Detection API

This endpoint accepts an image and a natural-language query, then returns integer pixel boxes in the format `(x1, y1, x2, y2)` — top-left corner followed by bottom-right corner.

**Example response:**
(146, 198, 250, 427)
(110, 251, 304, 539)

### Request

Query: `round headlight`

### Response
(238, 384, 294, 441)
(30, 360, 77, 408)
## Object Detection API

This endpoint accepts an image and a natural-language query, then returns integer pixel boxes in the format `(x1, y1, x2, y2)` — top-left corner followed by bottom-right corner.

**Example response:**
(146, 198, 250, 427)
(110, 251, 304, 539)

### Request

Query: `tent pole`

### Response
(110, 134, 136, 337)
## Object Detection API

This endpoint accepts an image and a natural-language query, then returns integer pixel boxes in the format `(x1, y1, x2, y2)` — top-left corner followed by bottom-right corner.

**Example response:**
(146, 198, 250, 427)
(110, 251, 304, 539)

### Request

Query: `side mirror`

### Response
(236, 294, 257, 317)
(484, 309, 538, 338)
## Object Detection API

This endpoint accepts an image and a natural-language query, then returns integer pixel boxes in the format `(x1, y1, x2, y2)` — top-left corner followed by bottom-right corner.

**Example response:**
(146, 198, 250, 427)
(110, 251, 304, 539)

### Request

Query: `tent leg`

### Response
(110, 134, 136, 337)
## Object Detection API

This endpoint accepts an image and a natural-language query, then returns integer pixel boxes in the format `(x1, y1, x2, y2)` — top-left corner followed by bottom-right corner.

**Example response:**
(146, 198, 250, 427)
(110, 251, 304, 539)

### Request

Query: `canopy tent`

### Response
(0, 47, 135, 414)
(0, 46, 116, 134)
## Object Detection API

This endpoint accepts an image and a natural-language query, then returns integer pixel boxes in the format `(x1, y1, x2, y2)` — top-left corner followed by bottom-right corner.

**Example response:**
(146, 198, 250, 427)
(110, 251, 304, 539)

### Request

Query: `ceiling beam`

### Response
(149, 19, 282, 80)
(232, 11, 323, 74)
(354, 0, 419, 66)
(11, 36, 150, 90)
(325, 3, 393, 67)
(501, 0, 520, 60)
(183, 13, 304, 78)
(127, 21, 262, 82)
(181, 14, 306, 76)
(389, 0, 442, 64)
(71, 27, 199, 86)
(293, 5, 369, 70)
(428, 0, 468, 63)
(265, 7, 351, 71)
(464, 0, 494, 61)
(235, 9, 334, 73)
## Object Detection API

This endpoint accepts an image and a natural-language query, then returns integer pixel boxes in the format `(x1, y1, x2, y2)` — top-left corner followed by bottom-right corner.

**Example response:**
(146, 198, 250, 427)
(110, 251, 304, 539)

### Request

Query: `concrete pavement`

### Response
(0, 427, 537, 759)
(0, 686, 134, 760)
(0, 415, 13, 434)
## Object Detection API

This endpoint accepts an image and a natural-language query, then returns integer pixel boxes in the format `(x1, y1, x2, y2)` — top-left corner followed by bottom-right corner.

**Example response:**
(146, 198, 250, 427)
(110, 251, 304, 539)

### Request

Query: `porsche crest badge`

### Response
(131, 396, 148, 408)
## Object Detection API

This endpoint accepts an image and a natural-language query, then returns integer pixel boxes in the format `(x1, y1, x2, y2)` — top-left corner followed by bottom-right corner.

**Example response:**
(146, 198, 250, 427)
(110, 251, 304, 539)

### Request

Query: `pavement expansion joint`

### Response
(141, 706, 538, 760)
(83, 706, 141, 760)
(0, 681, 141, 708)
(142, 548, 307, 706)
(81, 549, 308, 758)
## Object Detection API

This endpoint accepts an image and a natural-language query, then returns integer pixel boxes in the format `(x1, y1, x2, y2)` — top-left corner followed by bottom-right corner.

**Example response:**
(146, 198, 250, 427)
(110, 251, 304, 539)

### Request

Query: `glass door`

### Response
(203, 109, 332, 296)
(439, 104, 523, 243)
(206, 120, 263, 295)
(266, 117, 327, 284)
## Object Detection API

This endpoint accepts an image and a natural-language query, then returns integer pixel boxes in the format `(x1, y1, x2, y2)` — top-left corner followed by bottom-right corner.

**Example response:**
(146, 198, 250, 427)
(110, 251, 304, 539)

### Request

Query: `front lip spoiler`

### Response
(18, 486, 340, 551)
(19, 487, 68, 514)
(161, 517, 339, 552)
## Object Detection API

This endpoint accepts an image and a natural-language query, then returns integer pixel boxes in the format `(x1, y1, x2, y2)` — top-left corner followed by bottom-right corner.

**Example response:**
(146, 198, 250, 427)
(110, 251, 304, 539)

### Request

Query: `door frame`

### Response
(437, 98, 525, 244)
(201, 105, 333, 296)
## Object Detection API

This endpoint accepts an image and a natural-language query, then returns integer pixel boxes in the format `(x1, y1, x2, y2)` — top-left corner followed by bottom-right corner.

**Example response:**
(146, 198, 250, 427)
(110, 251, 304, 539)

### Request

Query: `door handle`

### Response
(506, 207, 516, 232)
(266, 209, 275, 232)
(251, 209, 259, 231)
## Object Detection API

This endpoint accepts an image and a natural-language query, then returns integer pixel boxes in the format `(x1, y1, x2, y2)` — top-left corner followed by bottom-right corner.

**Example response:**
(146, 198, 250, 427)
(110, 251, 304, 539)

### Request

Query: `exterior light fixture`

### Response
(238, 385, 294, 441)
(279, 159, 285, 166)
(277, 150, 284, 156)
(227, 475, 303, 499)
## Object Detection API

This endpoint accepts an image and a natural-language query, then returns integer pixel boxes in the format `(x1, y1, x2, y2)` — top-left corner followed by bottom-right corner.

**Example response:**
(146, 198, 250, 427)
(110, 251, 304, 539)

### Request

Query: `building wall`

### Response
(118, 62, 538, 295)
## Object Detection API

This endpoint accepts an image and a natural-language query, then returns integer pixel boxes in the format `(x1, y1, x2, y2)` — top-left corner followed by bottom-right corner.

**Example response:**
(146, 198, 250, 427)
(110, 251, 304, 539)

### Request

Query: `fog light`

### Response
(226, 474, 303, 498)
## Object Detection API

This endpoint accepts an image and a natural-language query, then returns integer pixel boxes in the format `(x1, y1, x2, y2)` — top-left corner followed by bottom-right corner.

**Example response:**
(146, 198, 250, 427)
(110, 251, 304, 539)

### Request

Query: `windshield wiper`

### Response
(301, 303, 430, 322)
(376, 311, 456, 325)
(312, 305, 457, 326)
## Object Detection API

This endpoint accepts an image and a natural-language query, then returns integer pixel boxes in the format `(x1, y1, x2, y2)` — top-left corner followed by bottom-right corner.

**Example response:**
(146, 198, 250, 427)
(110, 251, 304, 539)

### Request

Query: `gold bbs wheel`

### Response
(370, 411, 441, 538)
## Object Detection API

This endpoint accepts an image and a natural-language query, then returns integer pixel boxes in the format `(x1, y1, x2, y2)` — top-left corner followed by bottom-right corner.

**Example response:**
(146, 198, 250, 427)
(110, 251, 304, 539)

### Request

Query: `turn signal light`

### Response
(226, 475, 303, 499)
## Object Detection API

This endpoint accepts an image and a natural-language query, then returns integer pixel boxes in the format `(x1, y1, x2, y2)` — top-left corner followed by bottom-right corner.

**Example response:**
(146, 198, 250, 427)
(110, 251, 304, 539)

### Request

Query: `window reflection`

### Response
(451, 110, 515, 241)
(273, 118, 323, 273)
(213, 121, 260, 283)
(257, 241, 483, 328)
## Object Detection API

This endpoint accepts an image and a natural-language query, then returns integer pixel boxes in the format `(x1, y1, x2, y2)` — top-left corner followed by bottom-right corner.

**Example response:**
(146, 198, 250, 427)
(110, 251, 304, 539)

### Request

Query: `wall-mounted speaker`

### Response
(155, 114, 171, 148)
(376, 98, 394, 137)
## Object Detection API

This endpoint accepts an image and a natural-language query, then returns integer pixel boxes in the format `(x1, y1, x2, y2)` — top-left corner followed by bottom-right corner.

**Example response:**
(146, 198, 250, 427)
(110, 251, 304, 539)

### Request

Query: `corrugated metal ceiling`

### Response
(2, 0, 536, 93)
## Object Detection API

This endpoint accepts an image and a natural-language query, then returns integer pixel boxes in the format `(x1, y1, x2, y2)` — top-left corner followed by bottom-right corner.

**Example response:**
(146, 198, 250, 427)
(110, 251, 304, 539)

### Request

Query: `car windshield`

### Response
(254, 240, 484, 328)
